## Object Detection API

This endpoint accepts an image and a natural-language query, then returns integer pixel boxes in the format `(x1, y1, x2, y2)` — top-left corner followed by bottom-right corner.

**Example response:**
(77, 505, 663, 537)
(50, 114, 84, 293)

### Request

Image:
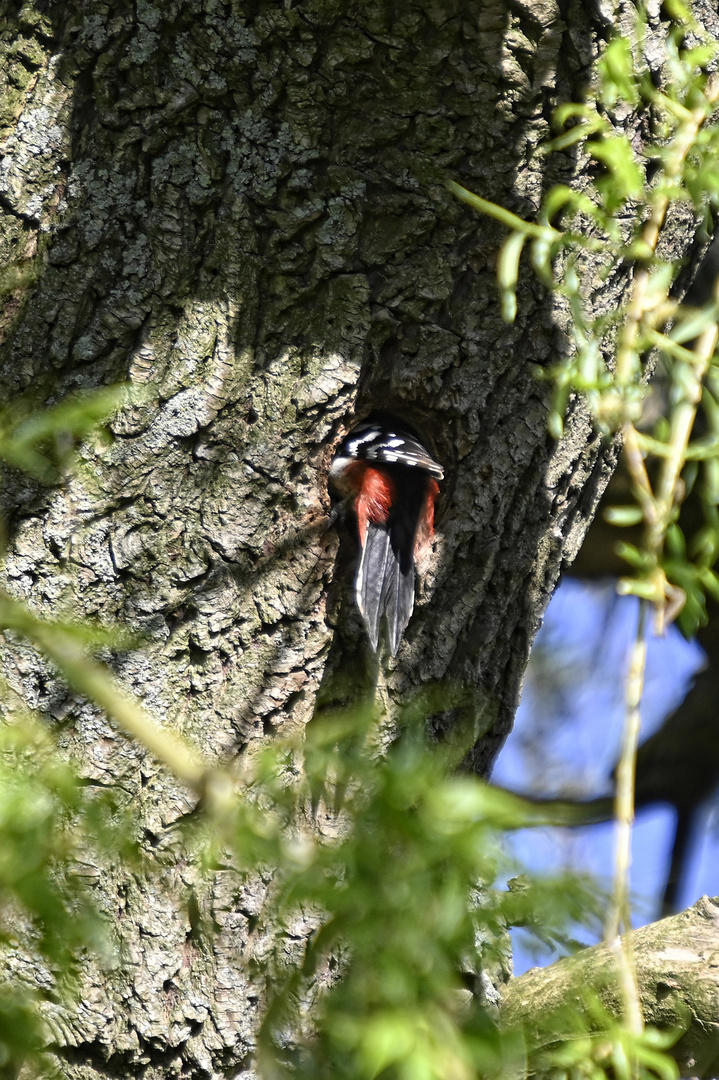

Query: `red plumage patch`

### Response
(414, 478, 440, 559)
(348, 462, 396, 546)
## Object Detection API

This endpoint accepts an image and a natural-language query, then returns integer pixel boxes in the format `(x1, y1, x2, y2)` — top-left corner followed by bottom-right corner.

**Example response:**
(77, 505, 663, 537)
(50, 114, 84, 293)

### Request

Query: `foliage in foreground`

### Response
(451, 0, 719, 1060)
(0, 664, 669, 1080)
(0, 396, 653, 1080)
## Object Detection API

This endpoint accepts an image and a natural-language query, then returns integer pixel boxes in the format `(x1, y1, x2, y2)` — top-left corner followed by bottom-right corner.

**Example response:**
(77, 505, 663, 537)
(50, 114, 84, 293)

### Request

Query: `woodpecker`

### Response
(329, 416, 443, 655)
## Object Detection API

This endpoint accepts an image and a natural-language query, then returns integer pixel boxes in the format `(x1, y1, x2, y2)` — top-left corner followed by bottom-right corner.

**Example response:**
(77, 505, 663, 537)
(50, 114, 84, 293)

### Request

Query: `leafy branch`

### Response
(451, 1, 719, 1072)
(452, 5, 719, 635)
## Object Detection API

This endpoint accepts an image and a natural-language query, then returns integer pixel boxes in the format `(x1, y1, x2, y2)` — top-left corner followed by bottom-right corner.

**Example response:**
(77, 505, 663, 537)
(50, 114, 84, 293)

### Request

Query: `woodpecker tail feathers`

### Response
(356, 523, 415, 655)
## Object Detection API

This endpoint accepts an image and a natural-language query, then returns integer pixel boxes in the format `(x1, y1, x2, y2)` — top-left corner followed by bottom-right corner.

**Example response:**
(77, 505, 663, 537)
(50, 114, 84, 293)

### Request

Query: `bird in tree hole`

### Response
(329, 414, 443, 654)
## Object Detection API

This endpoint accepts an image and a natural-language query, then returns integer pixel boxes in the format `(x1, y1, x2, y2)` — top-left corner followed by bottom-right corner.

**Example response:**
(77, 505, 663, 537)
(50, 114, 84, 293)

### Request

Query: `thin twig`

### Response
(605, 599, 647, 1042)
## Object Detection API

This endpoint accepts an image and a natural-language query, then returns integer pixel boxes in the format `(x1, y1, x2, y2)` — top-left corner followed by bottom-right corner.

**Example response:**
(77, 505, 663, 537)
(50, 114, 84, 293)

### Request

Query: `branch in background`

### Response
(501, 895, 719, 1079)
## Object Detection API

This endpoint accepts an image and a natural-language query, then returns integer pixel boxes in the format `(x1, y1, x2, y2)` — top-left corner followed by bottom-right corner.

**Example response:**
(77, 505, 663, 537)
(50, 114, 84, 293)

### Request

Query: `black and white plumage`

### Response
(336, 421, 445, 476)
(329, 416, 443, 654)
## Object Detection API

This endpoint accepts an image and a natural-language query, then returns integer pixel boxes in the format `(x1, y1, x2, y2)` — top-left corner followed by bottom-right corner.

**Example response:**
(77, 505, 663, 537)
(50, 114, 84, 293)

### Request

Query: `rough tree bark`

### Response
(1, 0, 717, 1077)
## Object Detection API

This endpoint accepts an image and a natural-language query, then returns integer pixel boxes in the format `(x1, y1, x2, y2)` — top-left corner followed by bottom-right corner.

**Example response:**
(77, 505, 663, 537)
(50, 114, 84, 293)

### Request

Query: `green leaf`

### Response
(669, 302, 719, 343)
(548, 106, 608, 152)
(0, 385, 133, 481)
(542, 184, 602, 225)
(682, 44, 717, 69)
(448, 181, 560, 241)
(616, 577, 664, 601)
(662, 0, 691, 19)
(665, 522, 686, 558)
(684, 435, 719, 461)
(588, 136, 644, 211)
(598, 38, 639, 108)
(703, 457, 719, 504)
(642, 262, 676, 310)
(604, 505, 644, 526)
(615, 542, 654, 571)
(360, 1012, 416, 1077)
(498, 231, 525, 323)
(548, 410, 564, 440)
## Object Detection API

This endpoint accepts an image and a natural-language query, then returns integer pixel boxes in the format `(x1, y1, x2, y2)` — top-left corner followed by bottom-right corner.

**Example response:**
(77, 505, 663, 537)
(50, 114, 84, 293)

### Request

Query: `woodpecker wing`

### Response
(356, 521, 415, 656)
(344, 423, 443, 479)
(355, 523, 394, 652)
(379, 539, 415, 656)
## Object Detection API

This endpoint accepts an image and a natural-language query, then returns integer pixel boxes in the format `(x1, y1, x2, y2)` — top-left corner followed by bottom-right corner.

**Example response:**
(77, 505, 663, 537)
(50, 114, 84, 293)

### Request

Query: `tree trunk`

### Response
(0, 0, 712, 1075)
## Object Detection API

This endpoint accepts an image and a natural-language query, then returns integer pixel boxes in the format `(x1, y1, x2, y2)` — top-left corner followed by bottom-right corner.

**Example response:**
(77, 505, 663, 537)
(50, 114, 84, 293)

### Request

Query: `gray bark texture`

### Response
(501, 895, 719, 1079)
(1, 0, 717, 1077)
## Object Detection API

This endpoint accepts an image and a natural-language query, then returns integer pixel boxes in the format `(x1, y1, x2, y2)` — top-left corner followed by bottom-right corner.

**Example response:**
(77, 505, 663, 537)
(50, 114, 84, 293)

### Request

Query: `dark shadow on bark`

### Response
(1, 0, 613, 773)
